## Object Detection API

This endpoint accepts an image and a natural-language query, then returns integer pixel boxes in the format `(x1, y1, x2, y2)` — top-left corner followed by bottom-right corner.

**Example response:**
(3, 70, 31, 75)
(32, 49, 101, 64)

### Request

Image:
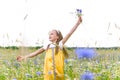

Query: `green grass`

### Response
(0, 47, 120, 80)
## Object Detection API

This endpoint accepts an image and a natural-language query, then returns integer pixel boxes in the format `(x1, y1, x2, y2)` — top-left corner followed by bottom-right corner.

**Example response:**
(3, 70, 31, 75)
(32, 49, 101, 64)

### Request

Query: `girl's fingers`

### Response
(17, 56, 23, 61)
(79, 16, 82, 23)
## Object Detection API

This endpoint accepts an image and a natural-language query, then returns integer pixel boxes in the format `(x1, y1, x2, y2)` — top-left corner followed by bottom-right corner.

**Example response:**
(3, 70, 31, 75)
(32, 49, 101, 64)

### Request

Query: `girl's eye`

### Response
(51, 33, 54, 35)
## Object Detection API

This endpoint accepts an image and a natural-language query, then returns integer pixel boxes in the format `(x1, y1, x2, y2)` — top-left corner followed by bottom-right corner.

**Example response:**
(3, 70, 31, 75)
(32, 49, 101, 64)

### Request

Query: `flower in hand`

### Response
(76, 9, 82, 17)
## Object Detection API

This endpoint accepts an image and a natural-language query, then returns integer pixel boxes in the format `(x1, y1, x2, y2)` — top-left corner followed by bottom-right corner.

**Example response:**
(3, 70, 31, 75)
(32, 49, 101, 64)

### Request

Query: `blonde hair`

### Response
(54, 30, 69, 58)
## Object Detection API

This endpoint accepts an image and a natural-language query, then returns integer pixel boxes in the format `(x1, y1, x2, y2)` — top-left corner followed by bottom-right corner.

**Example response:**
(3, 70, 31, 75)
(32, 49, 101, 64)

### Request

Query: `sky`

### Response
(0, 0, 120, 47)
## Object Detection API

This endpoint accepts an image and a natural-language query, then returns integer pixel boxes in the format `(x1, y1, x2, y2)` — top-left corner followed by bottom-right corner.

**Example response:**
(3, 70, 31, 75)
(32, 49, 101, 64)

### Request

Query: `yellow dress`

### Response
(44, 46, 65, 80)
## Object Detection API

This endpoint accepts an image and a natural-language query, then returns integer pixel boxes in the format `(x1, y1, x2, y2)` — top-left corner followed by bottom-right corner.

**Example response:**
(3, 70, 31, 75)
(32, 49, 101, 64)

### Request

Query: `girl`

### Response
(17, 16, 82, 80)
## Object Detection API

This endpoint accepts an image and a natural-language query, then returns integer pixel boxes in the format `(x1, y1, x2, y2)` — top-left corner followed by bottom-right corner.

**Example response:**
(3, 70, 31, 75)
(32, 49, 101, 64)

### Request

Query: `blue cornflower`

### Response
(76, 9, 82, 16)
(48, 71, 52, 75)
(76, 9, 82, 13)
(25, 73, 32, 78)
(75, 48, 97, 59)
(36, 71, 41, 76)
(80, 71, 94, 80)
(34, 60, 38, 65)
(14, 62, 20, 68)
(64, 59, 68, 64)
(12, 78, 17, 80)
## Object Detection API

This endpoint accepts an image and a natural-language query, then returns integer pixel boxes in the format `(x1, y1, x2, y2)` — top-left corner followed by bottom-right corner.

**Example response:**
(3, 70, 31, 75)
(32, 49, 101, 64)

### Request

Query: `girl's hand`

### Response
(76, 9, 82, 24)
(77, 16, 82, 25)
(17, 56, 26, 61)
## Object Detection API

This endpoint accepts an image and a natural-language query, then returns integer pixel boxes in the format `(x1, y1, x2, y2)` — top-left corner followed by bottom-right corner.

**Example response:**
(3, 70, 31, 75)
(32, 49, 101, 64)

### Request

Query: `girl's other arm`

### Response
(25, 48, 45, 58)
(62, 16, 82, 45)
(17, 47, 45, 61)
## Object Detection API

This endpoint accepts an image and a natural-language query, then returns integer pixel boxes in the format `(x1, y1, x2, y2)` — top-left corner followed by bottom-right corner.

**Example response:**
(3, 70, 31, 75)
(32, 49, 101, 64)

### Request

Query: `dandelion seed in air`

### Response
(24, 14, 28, 20)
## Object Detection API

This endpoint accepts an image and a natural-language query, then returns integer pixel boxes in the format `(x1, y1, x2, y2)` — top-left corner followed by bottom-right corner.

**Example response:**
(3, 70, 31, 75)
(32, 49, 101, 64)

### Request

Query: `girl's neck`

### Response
(51, 41, 59, 45)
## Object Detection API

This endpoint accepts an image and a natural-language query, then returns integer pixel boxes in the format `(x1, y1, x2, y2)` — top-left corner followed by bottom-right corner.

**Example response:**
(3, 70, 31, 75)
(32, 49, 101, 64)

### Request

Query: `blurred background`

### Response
(0, 0, 120, 47)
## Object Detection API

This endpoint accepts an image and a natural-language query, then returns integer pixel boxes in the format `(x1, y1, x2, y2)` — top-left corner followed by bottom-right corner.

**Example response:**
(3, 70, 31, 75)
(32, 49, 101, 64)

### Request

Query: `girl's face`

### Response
(49, 30, 59, 43)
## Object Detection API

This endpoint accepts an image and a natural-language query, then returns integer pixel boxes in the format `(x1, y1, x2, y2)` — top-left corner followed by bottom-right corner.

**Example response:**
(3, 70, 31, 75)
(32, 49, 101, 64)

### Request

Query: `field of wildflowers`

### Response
(0, 47, 120, 80)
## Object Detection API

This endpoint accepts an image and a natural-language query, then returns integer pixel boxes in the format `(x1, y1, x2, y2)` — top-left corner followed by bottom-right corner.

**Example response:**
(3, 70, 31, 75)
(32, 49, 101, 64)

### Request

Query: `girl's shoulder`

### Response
(42, 41, 50, 50)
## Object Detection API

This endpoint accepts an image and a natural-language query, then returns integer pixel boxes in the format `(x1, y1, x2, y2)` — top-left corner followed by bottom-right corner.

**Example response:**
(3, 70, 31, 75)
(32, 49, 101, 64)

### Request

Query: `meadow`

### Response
(0, 46, 120, 80)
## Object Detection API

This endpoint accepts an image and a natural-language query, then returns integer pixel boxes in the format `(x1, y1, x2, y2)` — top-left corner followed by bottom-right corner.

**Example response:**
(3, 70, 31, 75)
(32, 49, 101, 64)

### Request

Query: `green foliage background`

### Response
(0, 47, 120, 80)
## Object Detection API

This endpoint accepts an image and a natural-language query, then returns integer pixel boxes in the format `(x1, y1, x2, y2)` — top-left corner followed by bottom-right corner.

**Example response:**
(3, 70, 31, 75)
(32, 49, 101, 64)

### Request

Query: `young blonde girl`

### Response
(17, 16, 82, 80)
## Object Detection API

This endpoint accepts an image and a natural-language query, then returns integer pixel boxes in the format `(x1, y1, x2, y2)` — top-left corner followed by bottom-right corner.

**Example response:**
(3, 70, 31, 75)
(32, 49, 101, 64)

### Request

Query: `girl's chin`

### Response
(49, 40, 53, 42)
(49, 39, 52, 41)
(49, 40, 56, 43)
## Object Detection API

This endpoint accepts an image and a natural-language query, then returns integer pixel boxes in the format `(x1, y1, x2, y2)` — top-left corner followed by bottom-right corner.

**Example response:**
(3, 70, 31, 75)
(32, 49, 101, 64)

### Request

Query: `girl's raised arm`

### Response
(62, 16, 82, 45)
